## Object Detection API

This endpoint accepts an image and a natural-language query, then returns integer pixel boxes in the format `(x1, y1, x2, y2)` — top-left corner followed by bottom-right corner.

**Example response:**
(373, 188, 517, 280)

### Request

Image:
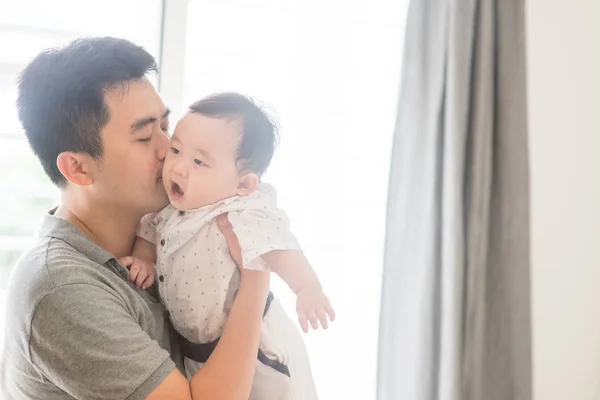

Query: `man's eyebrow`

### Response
(130, 109, 171, 133)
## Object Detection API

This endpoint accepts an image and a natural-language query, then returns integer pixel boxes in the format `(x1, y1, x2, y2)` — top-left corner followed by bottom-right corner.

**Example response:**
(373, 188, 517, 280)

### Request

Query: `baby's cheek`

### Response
(195, 178, 236, 207)
(186, 179, 220, 208)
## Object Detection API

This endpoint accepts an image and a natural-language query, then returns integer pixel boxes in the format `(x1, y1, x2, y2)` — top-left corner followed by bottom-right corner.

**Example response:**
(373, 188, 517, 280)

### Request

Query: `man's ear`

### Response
(236, 172, 259, 196)
(56, 151, 94, 186)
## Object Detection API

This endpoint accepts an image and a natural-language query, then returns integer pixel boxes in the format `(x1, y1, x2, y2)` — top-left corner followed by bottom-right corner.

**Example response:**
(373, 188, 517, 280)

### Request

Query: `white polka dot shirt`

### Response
(137, 183, 300, 343)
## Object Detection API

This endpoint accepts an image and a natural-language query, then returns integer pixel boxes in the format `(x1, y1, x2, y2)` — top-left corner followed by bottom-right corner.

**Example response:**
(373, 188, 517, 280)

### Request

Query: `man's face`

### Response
(91, 78, 171, 216)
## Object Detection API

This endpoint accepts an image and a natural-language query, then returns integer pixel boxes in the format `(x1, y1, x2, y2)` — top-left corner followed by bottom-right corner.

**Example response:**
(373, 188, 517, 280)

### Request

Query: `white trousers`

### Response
(184, 298, 319, 399)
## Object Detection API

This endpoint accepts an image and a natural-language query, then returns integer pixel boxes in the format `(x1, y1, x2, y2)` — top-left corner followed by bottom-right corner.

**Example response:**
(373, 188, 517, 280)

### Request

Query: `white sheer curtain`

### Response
(182, 0, 408, 397)
(0, 1, 410, 396)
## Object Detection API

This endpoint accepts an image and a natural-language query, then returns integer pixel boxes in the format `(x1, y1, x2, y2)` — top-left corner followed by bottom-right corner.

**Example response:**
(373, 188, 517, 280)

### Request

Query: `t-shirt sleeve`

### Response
(136, 213, 158, 244)
(228, 187, 301, 270)
(29, 284, 176, 400)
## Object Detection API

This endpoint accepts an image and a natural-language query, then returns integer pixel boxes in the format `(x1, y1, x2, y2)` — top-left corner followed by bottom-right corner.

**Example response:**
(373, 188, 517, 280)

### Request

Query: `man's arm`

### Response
(147, 270, 269, 400)
(31, 278, 265, 400)
(30, 284, 178, 400)
(147, 214, 269, 400)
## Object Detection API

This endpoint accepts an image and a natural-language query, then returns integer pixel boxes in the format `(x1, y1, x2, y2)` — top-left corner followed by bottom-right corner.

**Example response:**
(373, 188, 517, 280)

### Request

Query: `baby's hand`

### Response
(296, 286, 336, 333)
(118, 256, 156, 289)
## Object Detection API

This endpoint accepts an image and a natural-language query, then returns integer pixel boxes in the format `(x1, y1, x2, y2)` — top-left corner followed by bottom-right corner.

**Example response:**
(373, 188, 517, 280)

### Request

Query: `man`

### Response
(0, 37, 269, 399)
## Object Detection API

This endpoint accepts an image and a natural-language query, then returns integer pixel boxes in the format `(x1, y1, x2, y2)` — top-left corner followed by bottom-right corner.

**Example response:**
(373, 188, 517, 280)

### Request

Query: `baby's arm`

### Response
(131, 237, 157, 264)
(118, 213, 159, 289)
(262, 250, 335, 333)
(119, 238, 157, 289)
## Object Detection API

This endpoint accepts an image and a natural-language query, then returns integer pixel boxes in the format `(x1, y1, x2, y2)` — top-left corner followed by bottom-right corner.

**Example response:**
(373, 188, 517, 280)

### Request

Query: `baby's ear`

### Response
(237, 172, 259, 196)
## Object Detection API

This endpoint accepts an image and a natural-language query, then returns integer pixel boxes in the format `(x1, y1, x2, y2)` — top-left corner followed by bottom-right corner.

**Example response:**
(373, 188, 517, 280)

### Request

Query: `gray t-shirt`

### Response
(0, 213, 183, 399)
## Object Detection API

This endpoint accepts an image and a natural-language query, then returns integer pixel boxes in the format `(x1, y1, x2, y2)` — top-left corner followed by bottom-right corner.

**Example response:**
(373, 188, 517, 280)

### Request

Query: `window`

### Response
(0, 0, 163, 346)
(0, 1, 408, 396)
(182, 1, 406, 397)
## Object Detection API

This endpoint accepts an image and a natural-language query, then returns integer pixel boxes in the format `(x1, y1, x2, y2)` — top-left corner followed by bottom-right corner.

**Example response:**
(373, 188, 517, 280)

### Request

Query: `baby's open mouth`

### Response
(171, 182, 184, 198)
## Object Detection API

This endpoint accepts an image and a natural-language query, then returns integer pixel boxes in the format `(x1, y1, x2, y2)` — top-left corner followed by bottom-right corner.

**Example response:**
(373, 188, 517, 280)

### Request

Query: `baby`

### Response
(120, 93, 334, 399)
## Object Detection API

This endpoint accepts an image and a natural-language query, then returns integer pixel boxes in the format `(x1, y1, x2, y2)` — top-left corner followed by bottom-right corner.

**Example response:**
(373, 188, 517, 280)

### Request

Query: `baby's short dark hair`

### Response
(188, 93, 279, 177)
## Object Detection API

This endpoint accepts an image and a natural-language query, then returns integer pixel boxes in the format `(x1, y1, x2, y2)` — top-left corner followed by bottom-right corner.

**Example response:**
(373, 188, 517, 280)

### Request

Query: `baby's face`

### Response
(162, 113, 243, 210)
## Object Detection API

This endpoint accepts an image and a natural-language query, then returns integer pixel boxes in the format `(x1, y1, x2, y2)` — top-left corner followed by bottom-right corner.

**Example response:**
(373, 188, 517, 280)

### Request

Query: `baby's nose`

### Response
(174, 162, 188, 177)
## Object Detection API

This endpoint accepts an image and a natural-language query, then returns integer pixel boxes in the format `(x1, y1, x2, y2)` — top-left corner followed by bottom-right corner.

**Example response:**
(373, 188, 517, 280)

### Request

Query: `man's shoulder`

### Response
(0, 236, 116, 393)
(4, 234, 124, 331)
(11, 235, 107, 292)
(1, 236, 177, 400)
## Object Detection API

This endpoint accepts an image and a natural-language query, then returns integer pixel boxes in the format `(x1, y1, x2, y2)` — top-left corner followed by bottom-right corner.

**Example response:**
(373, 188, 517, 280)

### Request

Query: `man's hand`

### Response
(216, 213, 270, 299)
(216, 213, 243, 267)
(296, 285, 336, 333)
(118, 256, 156, 289)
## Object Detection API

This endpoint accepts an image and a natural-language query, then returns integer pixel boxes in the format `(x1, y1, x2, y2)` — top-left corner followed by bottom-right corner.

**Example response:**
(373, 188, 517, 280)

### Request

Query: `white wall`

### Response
(527, 1, 600, 399)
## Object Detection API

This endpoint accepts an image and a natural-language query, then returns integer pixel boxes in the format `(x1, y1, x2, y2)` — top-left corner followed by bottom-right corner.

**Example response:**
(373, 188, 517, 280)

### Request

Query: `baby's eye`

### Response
(170, 147, 180, 154)
(194, 159, 203, 166)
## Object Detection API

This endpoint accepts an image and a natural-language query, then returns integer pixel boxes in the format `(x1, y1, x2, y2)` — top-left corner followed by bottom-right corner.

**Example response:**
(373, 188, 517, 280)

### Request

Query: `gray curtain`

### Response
(377, 0, 531, 399)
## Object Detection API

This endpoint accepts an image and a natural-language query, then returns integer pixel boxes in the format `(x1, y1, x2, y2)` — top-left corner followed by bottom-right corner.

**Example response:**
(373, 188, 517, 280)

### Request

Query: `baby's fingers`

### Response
(119, 256, 135, 268)
(307, 310, 319, 331)
(325, 301, 336, 322)
(128, 264, 141, 284)
(141, 273, 155, 290)
(135, 269, 148, 288)
(298, 310, 309, 334)
(317, 308, 329, 329)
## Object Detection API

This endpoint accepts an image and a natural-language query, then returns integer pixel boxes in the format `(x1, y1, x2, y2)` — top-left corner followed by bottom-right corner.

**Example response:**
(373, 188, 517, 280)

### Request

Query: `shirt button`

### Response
(159, 275, 165, 282)
(178, 210, 185, 216)
(160, 239, 165, 246)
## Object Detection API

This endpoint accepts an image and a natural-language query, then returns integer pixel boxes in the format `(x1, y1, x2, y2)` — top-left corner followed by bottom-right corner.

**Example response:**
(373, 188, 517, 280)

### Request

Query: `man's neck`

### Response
(54, 202, 141, 259)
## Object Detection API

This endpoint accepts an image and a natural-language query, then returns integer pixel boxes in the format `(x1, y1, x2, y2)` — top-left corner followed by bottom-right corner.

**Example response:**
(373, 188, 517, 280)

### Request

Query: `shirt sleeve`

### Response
(29, 284, 176, 400)
(136, 213, 158, 244)
(228, 186, 301, 269)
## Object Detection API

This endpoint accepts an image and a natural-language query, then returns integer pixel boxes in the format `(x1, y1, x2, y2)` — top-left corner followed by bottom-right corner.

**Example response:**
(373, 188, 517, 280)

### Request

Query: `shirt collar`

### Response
(38, 209, 116, 265)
